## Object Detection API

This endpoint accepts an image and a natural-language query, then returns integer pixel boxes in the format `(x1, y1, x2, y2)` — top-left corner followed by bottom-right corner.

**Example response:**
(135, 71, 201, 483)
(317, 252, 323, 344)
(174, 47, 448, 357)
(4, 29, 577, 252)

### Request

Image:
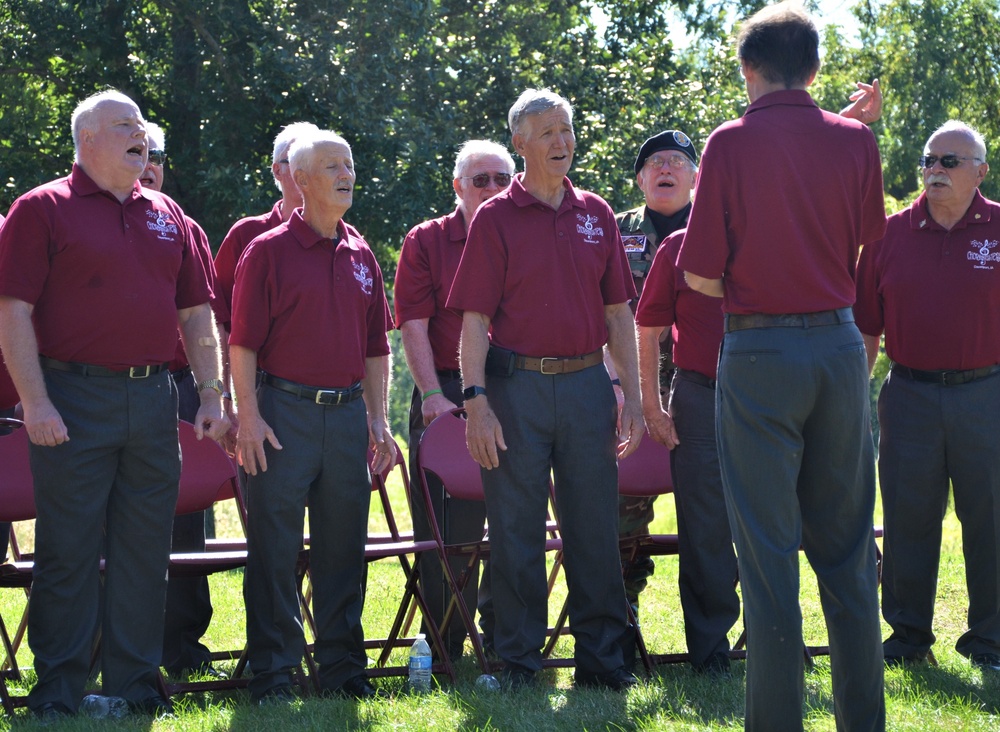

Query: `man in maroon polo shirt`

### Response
(0, 212, 16, 564)
(394, 139, 515, 658)
(0, 90, 228, 720)
(635, 229, 739, 676)
(230, 129, 394, 704)
(856, 120, 1000, 673)
(678, 4, 887, 730)
(448, 88, 642, 691)
(140, 122, 230, 681)
(213, 121, 319, 323)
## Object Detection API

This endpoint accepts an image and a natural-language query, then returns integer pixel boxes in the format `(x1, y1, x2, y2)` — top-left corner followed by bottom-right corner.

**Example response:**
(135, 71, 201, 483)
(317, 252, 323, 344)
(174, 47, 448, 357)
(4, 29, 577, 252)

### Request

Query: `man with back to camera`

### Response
(393, 139, 515, 658)
(448, 88, 642, 691)
(230, 129, 395, 704)
(678, 3, 887, 730)
(139, 121, 230, 680)
(0, 89, 228, 720)
(855, 120, 1000, 674)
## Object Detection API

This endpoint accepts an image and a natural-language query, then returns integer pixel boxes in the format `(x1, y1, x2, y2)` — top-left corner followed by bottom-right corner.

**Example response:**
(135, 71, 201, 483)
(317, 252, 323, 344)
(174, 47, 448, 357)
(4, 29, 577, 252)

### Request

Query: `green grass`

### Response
(1, 453, 998, 730)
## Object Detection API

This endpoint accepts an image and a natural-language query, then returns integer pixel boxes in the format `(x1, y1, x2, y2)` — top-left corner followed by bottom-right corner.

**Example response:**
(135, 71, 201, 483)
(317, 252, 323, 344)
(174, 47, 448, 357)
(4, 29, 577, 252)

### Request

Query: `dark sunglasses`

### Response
(461, 172, 512, 188)
(918, 154, 980, 169)
(148, 149, 167, 166)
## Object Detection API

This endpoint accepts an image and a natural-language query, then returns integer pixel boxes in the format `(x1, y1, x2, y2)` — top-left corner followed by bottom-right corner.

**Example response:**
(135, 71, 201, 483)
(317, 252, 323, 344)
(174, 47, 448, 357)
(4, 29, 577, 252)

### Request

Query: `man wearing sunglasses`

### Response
(394, 140, 515, 660)
(139, 123, 230, 683)
(855, 121, 1000, 674)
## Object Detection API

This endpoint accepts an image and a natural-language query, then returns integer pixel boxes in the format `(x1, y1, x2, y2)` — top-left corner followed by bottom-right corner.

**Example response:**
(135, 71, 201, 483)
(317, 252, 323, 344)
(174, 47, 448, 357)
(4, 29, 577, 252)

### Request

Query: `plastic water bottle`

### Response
(408, 633, 433, 693)
(79, 694, 128, 719)
(475, 673, 501, 692)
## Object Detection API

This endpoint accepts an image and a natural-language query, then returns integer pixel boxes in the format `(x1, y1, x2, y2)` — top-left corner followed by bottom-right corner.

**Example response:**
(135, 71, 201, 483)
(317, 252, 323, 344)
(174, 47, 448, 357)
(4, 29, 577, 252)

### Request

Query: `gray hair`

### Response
(145, 121, 166, 151)
(271, 122, 320, 192)
(507, 89, 573, 137)
(453, 140, 515, 179)
(71, 89, 141, 158)
(287, 130, 352, 173)
(927, 120, 988, 161)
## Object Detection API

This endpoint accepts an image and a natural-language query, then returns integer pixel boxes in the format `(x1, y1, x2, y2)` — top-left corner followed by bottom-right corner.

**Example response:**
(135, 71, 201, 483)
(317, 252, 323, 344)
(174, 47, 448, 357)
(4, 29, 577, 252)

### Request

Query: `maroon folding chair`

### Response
(416, 409, 566, 673)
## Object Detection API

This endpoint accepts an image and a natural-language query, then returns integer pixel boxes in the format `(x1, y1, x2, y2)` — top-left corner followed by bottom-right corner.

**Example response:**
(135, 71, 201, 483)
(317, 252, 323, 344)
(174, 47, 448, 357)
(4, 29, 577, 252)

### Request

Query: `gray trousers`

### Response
(27, 369, 179, 711)
(407, 375, 489, 657)
(162, 370, 214, 673)
(244, 384, 371, 696)
(879, 369, 1000, 659)
(483, 364, 630, 674)
(717, 323, 884, 732)
(667, 371, 740, 666)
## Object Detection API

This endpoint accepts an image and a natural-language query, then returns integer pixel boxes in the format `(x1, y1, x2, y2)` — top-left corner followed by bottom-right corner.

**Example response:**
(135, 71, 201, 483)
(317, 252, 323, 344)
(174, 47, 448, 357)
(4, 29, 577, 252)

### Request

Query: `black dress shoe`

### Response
(496, 664, 537, 691)
(32, 701, 74, 722)
(693, 651, 732, 678)
(575, 666, 638, 691)
(127, 696, 175, 719)
(253, 683, 297, 706)
(972, 653, 1000, 672)
(332, 674, 381, 700)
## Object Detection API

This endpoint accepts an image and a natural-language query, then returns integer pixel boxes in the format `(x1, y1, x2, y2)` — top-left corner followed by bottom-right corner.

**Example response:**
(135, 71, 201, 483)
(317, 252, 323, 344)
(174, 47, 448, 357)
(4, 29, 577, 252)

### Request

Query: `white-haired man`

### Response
(856, 120, 1000, 673)
(0, 90, 228, 720)
(230, 130, 394, 704)
(448, 89, 642, 690)
(394, 139, 515, 659)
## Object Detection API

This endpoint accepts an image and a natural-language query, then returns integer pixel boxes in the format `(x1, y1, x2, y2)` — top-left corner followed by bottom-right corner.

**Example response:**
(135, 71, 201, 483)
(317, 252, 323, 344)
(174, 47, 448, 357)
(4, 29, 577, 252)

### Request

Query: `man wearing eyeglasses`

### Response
(614, 130, 703, 627)
(678, 4, 887, 730)
(855, 120, 1000, 674)
(449, 88, 641, 691)
(139, 123, 231, 682)
(393, 140, 515, 660)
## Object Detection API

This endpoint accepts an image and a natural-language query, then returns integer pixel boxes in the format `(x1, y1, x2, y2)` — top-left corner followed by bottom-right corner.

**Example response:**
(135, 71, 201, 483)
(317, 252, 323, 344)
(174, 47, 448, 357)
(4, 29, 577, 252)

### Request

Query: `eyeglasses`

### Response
(645, 153, 692, 171)
(918, 154, 982, 169)
(148, 149, 167, 166)
(460, 172, 513, 188)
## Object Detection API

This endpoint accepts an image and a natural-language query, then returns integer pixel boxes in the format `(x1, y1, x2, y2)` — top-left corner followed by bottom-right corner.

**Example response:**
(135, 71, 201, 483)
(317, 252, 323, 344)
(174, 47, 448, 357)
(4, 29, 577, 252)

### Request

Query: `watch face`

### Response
(463, 385, 486, 400)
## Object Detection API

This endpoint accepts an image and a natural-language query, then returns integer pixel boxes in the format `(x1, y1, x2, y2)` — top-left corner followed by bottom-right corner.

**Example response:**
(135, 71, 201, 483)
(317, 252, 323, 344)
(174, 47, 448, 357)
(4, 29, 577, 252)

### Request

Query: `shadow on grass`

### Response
(887, 663, 1000, 716)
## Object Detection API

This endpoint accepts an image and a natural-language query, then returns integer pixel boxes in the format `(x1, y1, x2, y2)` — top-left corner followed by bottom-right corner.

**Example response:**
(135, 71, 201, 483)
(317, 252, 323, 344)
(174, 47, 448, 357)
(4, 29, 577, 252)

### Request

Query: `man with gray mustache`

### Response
(855, 120, 1000, 673)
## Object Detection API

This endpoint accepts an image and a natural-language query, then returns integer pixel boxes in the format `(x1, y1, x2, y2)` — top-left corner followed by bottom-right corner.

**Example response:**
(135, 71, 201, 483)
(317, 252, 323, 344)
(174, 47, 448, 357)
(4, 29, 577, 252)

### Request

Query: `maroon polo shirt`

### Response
(393, 208, 466, 372)
(168, 216, 229, 372)
(0, 213, 16, 410)
(447, 174, 635, 357)
(636, 230, 725, 379)
(229, 211, 391, 387)
(678, 90, 886, 315)
(214, 200, 285, 327)
(0, 165, 211, 369)
(855, 191, 1000, 371)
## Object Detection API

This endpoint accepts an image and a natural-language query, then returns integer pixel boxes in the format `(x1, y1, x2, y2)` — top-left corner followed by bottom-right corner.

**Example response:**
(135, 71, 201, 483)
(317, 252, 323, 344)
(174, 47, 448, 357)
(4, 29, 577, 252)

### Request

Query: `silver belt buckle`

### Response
(315, 389, 339, 405)
(539, 357, 560, 375)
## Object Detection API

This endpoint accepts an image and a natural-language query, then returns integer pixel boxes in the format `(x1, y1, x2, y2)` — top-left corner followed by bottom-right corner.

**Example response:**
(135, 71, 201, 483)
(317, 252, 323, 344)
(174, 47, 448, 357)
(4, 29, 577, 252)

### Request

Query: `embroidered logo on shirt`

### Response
(967, 239, 1000, 270)
(576, 213, 604, 244)
(146, 209, 179, 241)
(353, 260, 373, 294)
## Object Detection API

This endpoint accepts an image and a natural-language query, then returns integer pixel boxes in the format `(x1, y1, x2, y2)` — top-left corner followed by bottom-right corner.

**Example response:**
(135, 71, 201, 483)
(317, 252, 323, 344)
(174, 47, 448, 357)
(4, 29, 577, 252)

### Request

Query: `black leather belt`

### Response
(514, 349, 603, 375)
(891, 363, 1000, 387)
(261, 372, 364, 405)
(40, 356, 169, 378)
(436, 369, 462, 382)
(675, 368, 716, 390)
(724, 307, 854, 333)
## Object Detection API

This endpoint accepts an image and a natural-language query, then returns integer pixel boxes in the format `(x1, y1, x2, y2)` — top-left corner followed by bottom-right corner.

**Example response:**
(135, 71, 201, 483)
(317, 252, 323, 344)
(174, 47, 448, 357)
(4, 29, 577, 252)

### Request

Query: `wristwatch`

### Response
(195, 378, 225, 396)
(463, 385, 487, 400)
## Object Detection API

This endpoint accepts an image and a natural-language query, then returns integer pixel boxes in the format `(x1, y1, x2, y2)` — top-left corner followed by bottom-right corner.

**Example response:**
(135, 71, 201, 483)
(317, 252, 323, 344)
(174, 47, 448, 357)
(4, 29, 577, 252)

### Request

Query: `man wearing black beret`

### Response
(615, 129, 699, 624)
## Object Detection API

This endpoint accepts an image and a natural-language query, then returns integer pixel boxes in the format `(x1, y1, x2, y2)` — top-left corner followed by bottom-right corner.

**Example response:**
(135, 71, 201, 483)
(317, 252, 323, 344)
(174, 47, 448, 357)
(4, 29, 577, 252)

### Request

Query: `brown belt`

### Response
(724, 307, 854, 334)
(514, 349, 603, 375)
(891, 363, 1000, 387)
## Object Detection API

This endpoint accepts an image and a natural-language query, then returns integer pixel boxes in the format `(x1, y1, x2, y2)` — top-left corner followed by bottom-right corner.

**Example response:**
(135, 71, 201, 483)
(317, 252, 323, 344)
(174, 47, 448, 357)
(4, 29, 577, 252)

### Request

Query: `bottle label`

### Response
(409, 656, 432, 670)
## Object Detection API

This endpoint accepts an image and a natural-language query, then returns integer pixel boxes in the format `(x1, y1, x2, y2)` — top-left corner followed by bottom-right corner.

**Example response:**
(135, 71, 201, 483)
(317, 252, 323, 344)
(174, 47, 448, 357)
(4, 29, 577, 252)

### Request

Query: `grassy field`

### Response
(1, 450, 998, 731)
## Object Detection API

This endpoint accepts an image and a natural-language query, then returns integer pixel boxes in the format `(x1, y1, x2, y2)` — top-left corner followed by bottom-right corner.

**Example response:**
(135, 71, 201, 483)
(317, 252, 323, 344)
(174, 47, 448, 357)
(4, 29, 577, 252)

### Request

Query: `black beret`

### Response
(634, 130, 698, 175)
